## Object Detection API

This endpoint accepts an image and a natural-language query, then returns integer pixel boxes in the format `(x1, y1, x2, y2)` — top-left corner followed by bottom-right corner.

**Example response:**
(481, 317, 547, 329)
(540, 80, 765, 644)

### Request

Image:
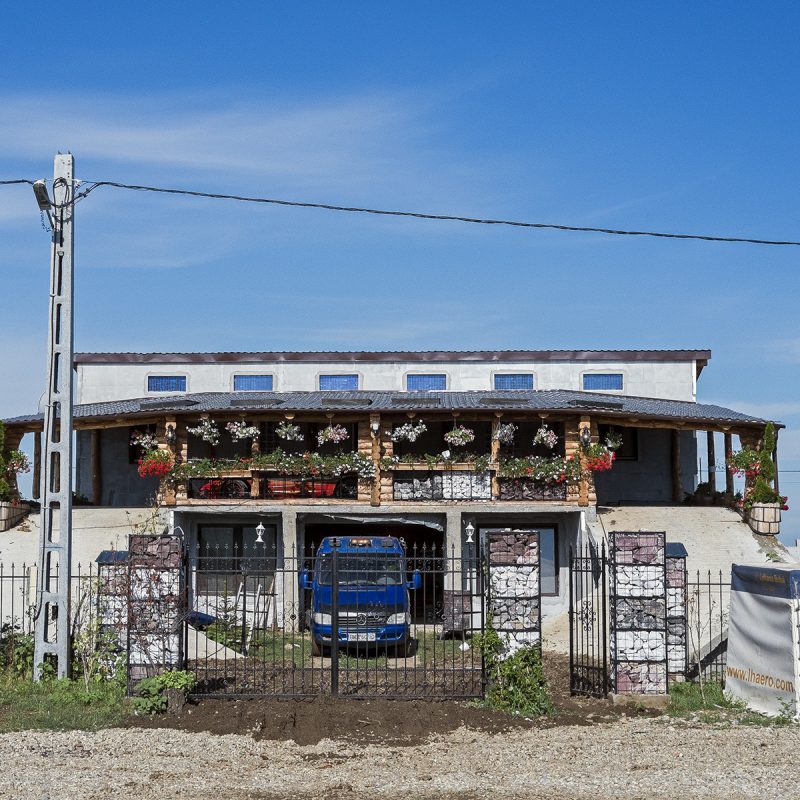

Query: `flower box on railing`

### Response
(498, 477, 567, 502)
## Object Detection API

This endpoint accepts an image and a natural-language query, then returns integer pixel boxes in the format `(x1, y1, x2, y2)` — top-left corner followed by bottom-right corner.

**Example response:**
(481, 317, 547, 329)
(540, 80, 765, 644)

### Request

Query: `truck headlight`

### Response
(387, 612, 410, 625)
(312, 613, 332, 625)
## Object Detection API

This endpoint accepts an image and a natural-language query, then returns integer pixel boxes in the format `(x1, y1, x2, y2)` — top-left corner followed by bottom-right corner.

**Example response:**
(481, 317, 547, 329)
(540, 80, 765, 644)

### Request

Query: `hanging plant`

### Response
(5, 451, 30, 475)
(444, 425, 475, 447)
(391, 420, 427, 442)
(492, 422, 517, 445)
(317, 424, 350, 445)
(225, 421, 261, 441)
(130, 430, 159, 451)
(604, 429, 623, 451)
(187, 418, 221, 445)
(533, 424, 558, 450)
(276, 421, 304, 442)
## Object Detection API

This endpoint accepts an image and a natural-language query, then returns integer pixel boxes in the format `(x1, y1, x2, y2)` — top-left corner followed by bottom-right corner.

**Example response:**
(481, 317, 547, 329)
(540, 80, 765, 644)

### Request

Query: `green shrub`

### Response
(476, 622, 552, 717)
(132, 669, 196, 715)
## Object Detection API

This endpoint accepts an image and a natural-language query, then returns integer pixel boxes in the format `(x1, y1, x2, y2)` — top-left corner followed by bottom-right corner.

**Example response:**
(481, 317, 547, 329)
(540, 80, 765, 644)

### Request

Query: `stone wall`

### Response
(498, 478, 567, 501)
(487, 531, 540, 654)
(666, 552, 687, 680)
(393, 471, 491, 501)
(610, 532, 670, 694)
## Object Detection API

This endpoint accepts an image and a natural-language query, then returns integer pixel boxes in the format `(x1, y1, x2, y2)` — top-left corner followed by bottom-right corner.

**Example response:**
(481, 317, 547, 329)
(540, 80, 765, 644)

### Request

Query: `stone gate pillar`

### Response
(487, 530, 541, 653)
(610, 531, 669, 694)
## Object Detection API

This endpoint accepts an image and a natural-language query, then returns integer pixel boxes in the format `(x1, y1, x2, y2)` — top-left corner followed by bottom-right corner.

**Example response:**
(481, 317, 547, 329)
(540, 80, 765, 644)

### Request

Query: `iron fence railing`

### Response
(686, 570, 730, 684)
(185, 542, 485, 699)
(186, 475, 359, 500)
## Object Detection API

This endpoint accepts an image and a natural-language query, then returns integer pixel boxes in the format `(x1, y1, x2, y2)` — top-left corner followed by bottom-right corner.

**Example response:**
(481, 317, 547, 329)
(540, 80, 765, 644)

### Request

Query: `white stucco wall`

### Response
(76, 358, 698, 404)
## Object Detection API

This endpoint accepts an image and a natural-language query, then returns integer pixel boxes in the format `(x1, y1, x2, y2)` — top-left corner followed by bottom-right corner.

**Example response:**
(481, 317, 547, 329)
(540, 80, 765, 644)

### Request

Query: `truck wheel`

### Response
(311, 637, 321, 657)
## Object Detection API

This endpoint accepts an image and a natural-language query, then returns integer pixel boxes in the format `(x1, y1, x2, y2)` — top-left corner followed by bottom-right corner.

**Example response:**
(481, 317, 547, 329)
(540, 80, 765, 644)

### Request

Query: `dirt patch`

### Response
(129, 651, 658, 745)
(129, 694, 532, 745)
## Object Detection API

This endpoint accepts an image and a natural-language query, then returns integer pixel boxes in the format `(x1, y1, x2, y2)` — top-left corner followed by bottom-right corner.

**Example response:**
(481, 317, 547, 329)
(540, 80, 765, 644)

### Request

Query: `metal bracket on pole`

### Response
(33, 154, 75, 680)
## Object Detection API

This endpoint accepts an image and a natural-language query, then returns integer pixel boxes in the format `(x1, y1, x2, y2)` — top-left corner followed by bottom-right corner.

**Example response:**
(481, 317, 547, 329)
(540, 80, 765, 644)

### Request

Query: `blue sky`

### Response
(1, 3, 799, 540)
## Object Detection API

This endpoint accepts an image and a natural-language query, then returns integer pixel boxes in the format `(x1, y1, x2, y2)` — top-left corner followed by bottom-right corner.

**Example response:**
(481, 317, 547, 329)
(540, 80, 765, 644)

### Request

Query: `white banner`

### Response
(725, 564, 800, 718)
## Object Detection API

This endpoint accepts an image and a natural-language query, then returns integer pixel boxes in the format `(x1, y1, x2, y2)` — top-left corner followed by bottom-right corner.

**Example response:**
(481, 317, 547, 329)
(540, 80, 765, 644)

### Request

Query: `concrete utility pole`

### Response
(33, 154, 75, 679)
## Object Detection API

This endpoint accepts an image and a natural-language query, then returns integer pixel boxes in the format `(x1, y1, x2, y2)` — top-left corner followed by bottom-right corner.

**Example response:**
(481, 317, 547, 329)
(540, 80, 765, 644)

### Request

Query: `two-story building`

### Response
(2, 348, 774, 620)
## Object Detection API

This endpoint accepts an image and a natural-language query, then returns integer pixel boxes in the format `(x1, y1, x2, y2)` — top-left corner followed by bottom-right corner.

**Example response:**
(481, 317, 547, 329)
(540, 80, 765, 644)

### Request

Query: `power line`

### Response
(3, 175, 800, 246)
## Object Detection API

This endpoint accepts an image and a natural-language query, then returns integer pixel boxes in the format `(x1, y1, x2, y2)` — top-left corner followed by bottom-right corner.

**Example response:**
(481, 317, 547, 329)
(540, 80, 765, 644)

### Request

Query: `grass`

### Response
(667, 680, 797, 727)
(205, 624, 481, 668)
(0, 677, 128, 733)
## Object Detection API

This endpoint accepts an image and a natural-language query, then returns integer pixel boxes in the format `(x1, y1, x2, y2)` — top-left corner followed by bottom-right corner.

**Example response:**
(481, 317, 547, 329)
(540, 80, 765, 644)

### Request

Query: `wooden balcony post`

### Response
(578, 415, 592, 507)
(671, 429, 682, 502)
(369, 414, 382, 506)
(90, 429, 102, 505)
(32, 430, 41, 500)
(491, 415, 502, 499)
(724, 432, 734, 496)
(564, 415, 581, 504)
(706, 431, 716, 492)
(250, 423, 261, 499)
(160, 417, 177, 506)
(175, 419, 189, 502)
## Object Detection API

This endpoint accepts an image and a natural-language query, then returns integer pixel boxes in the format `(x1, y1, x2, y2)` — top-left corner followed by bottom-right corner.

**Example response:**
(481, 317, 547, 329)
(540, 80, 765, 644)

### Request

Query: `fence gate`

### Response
(568, 542, 608, 697)
(185, 538, 485, 699)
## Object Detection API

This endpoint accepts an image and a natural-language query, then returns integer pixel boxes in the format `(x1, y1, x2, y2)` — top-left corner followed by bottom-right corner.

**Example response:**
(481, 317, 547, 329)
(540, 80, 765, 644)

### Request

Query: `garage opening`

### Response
(302, 521, 445, 623)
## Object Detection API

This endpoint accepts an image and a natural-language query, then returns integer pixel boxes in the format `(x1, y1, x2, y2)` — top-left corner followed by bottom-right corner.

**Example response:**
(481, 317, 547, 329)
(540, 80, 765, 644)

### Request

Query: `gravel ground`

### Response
(1, 718, 799, 800)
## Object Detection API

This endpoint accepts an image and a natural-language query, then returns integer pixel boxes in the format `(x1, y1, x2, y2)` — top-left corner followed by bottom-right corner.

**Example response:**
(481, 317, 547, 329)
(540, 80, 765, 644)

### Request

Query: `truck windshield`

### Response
(317, 554, 404, 586)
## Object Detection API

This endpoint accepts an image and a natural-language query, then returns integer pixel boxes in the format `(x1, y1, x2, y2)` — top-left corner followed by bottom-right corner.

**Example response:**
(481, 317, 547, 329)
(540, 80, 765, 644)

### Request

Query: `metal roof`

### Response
(2, 389, 771, 428)
(73, 349, 712, 365)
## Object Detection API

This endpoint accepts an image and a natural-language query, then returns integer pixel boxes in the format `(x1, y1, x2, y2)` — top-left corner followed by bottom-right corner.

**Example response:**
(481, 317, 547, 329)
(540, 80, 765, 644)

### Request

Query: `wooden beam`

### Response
(724, 432, 734, 496)
(370, 414, 381, 507)
(706, 431, 716, 492)
(671, 429, 682, 502)
(91, 429, 102, 505)
(32, 431, 41, 500)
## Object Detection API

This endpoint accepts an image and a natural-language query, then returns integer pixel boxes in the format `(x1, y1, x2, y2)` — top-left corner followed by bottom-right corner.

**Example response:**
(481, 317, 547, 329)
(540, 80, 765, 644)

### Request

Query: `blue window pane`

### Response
(583, 373, 624, 391)
(407, 374, 446, 391)
(319, 374, 359, 390)
(147, 376, 186, 392)
(234, 374, 273, 391)
(494, 374, 534, 390)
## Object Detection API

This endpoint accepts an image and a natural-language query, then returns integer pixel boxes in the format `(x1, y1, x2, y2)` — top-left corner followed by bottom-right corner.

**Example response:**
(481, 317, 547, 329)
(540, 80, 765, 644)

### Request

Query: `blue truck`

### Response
(302, 535, 422, 657)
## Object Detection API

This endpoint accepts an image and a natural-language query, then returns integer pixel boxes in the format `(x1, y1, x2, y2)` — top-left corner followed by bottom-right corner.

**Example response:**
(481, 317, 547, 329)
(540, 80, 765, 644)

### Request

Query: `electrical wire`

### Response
(4, 175, 800, 246)
(75, 180, 800, 246)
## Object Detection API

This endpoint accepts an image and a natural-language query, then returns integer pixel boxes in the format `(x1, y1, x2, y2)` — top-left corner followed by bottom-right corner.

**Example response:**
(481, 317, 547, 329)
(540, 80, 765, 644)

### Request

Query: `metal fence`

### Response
(568, 542, 608, 697)
(0, 562, 105, 667)
(185, 541, 485, 699)
(686, 570, 730, 684)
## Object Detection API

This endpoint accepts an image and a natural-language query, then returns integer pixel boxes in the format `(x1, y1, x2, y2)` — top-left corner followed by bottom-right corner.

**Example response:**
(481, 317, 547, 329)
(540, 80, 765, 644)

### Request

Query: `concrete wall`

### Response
(76, 358, 698, 404)
(593, 429, 697, 504)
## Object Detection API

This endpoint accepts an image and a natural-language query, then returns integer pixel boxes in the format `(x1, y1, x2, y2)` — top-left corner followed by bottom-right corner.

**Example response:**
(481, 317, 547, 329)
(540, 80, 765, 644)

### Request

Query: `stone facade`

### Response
(487, 531, 540, 654)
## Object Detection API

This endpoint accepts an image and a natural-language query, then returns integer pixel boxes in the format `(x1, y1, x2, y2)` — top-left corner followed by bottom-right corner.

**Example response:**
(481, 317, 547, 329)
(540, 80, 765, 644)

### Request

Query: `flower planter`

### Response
(748, 502, 781, 536)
